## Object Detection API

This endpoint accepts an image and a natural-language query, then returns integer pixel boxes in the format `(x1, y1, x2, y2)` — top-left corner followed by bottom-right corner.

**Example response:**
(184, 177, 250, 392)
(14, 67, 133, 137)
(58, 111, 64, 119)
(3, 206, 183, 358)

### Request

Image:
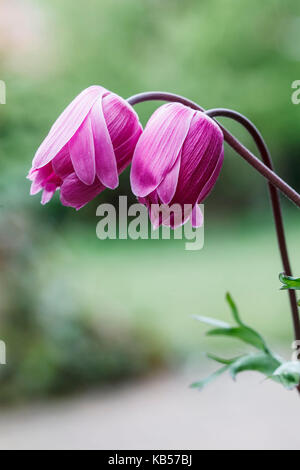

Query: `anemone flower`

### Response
(28, 86, 142, 209)
(130, 103, 224, 228)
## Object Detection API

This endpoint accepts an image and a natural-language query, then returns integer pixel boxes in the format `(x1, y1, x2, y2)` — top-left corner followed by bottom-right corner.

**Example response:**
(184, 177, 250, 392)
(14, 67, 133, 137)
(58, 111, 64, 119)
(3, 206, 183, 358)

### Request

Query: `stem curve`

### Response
(205, 108, 300, 345)
(127, 92, 300, 391)
(128, 92, 300, 207)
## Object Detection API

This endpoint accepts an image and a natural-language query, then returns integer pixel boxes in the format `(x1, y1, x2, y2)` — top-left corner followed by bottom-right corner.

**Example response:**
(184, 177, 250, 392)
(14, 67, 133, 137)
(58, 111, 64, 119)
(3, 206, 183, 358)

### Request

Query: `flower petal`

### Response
(29, 163, 53, 195)
(90, 97, 118, 189)
(60, 173, 105, 210)
(68, 115, 96, 185)
(130, 103, 194, 197)
(157, 152, 181, 204)
(198, 148, 224, 202)
(114, 128, 143, 173)
(33, 86, 105, 169)
(41, 183, 57, 205)
(52, 146, 73, 179)
(190, 204, 204, 228)
(173, 113, 224, 206)
(103, 93, 142, 149)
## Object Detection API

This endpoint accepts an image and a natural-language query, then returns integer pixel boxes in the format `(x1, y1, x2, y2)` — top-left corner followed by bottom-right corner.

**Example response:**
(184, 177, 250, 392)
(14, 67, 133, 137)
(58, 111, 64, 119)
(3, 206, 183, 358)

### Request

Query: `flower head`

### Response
(28, 86, 142, 209)
(130, 103, 224, 228)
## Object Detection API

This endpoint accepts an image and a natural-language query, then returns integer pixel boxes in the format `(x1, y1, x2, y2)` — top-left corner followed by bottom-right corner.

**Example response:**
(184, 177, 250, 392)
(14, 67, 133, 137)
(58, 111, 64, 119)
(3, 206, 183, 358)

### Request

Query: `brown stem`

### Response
(127, 92, 300, 392)
(205, 108, 300, 393)
(205, 109, 300, 344)
(127, 92, 300, 208)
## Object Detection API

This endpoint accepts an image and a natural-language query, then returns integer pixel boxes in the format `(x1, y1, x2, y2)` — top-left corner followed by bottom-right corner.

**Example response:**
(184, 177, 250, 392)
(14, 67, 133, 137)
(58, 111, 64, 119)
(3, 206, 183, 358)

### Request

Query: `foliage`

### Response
(192, 293, 300, 391)
(279, 273, 300, 306)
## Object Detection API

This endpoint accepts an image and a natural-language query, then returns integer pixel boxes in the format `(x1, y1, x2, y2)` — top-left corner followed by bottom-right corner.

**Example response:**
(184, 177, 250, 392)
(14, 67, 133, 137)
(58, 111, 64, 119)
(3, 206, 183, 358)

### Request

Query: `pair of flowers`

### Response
(28, 86, 224, 227)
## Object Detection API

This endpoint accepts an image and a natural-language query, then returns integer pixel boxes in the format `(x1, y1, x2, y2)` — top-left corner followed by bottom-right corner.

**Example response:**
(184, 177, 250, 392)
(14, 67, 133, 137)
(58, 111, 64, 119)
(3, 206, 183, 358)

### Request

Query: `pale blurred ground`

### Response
(0, 370, 299, 450)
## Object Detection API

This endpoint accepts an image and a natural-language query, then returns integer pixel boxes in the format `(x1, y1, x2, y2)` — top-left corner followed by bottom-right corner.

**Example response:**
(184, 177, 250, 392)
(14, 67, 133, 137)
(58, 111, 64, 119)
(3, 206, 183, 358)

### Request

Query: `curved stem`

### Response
(205, 108, 300, 347)
(128, 91, 203, 111)
(128, 92, 300, 208)
(128, 91, 300, 374)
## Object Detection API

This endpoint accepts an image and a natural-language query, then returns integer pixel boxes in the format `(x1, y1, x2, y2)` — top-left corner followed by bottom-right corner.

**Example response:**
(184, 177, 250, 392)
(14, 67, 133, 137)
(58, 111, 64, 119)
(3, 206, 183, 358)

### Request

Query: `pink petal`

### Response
(114, 128, 143, 173)
(103, 93, 142, 149)
(60, 173, 105, 210)
(52, 146, 74, 179)
(157, 152, 181, 204)
(41, 183, 57, 205)
(173, 113, 224, 207)
(68, 115, 96, 185)
(168, 204, 193, 229)
(29, 163, 53, 195)
(198, 148, 224, 202)
(33, 86, 106, 169)
(27, 168, 36, 181)
(30, 181, 42, 196)
(190, 204, 204, 228)
(90, 97, 118, 189)
(145, 191, 191, 230)
(150, 202, 193, 229)
(130, 103, 194, 197)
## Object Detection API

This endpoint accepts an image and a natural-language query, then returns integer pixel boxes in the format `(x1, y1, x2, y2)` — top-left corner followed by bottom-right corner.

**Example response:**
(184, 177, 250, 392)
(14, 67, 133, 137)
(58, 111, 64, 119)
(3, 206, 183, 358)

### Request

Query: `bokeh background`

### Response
(0, 0, 300, 450)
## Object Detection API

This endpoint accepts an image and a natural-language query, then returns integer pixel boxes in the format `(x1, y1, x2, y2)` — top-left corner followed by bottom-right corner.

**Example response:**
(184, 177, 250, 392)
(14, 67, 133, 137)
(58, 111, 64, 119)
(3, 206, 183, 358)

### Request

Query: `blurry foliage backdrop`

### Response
(0, 0, 300, 402)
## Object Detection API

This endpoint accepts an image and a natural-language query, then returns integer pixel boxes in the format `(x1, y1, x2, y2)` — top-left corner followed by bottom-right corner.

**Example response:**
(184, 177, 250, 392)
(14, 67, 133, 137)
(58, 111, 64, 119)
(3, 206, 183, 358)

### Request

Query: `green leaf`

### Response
(279, 273, 300, 291)
(190, 365, 229, 390)
(206, 353, 242, 365)
(192, 294, 293, 392)
(193, 315, 230, 329)
(229, 352, 282, 381)
(274, 361, 300, 375)
(273, 361, 300, 390)
(226, 292, 243, 326)
(206, 326, 268, 352)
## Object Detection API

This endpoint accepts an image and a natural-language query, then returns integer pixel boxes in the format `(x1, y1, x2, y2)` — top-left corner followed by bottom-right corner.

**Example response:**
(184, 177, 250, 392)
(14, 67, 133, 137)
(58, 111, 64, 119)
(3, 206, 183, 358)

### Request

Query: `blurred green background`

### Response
(0, 0, 299, 403)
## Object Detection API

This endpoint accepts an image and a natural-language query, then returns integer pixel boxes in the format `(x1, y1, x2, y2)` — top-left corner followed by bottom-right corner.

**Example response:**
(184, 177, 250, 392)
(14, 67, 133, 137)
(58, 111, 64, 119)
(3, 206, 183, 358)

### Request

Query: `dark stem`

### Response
(128, 92, 300, 208)
(205, 109, 300, 350)
(127, 91, 300, 391)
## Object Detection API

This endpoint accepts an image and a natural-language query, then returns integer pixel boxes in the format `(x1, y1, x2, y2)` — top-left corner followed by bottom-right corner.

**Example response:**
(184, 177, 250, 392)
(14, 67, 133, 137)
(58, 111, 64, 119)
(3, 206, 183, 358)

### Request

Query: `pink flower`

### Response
(28, 86, 142, 209)
(130, 103, 224, 228)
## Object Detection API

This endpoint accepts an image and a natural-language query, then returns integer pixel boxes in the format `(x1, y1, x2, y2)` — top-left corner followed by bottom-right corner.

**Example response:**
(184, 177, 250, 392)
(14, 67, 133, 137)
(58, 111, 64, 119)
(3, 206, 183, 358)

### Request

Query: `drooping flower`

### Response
(28, 86, 142, 209)
(130, 103, 224, 228)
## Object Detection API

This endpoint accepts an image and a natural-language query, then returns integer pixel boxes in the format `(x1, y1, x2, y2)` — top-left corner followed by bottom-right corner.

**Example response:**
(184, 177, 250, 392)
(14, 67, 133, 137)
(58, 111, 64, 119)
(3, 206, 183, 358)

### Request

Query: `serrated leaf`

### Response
(226, 292, 243, 326)
(206, 326, 268, 352)
(279, 273, 300, 290)
(229, 352, 282, 381)
(190, 365, 229, 390)
(193, 315, 230, 329)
